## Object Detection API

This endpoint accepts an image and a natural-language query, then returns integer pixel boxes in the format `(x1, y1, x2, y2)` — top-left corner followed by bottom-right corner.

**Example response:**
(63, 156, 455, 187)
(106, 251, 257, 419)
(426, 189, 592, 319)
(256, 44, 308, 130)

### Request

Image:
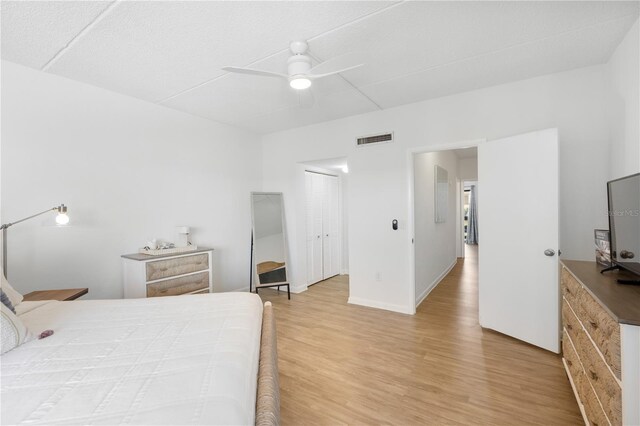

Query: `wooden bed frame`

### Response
(256, 301, 280, 425)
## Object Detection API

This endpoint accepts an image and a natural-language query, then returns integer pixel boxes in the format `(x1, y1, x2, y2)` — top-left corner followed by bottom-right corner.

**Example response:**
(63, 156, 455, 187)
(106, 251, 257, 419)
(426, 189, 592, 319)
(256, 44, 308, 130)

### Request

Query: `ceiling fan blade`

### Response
(308, 63, 364, 79)
(308, 52, 364, 78)
(222, 66, 288, 79)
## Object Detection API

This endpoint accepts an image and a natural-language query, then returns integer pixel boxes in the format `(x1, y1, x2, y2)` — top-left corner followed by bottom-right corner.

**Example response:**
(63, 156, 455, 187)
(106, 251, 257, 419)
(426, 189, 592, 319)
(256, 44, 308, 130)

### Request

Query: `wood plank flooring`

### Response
(257, 247, 581, 425)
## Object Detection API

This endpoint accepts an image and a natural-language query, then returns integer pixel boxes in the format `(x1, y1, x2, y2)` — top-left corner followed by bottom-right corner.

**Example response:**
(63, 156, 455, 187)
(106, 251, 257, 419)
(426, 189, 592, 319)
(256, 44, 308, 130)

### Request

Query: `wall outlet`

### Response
(375, 272, 381, 281)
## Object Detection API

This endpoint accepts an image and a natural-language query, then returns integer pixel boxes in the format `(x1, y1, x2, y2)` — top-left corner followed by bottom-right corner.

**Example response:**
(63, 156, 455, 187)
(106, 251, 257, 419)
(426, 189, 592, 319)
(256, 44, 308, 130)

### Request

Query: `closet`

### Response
(305, 171, 340, 285)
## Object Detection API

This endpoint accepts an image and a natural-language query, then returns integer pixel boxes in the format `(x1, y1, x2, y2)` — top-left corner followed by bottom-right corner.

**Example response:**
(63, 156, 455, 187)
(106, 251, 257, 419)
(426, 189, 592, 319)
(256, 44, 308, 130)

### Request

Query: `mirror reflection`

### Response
(251, 192, 290, 298)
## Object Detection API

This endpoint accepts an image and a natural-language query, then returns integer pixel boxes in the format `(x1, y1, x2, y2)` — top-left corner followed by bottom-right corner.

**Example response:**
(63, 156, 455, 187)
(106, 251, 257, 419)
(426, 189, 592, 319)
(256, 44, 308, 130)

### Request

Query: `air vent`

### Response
(356, 132, 393, 146)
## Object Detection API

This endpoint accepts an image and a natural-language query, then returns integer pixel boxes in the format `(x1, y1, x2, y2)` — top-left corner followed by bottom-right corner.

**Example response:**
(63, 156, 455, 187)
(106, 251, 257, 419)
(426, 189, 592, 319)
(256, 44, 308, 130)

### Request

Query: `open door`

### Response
(478, 128, 559, 353)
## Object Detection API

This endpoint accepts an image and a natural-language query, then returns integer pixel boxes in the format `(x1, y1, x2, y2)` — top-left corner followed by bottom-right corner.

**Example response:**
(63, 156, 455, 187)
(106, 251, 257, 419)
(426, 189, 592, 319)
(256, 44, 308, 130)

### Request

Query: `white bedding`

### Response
(1, 293, 263, 425)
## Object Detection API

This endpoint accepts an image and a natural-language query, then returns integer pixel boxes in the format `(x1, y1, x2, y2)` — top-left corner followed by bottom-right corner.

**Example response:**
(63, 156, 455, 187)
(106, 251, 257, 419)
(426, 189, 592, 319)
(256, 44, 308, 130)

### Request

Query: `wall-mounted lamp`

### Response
(1, 204, 69, 277)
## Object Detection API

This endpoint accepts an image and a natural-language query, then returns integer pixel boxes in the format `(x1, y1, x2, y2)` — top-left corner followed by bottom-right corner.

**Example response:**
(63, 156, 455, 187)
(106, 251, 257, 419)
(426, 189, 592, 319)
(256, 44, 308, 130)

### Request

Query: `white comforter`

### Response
(1, 293, 263, 425)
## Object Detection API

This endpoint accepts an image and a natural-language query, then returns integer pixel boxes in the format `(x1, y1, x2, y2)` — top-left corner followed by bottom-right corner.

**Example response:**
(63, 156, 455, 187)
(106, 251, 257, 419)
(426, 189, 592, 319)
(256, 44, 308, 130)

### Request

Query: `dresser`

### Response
(122, 248, 213, 298)
(561, 260, 640, 426)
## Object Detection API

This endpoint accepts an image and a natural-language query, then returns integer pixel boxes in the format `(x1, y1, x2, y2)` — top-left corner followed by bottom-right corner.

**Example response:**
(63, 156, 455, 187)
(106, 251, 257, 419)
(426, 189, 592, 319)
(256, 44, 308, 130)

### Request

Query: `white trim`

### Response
(562, 358, 589, 426)
(621, 323, 640, 425)
(407, 138, 486, 314)
(230, 286, 250, 292)
(290, 284, 308, 294)
(348, 297, 413, 315)
(415, 258, 457, 308)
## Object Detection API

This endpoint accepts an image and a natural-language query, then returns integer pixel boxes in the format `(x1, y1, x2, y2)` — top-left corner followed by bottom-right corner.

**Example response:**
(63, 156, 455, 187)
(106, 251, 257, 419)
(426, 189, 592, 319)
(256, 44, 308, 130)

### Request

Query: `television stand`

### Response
(600, 264, 622, 274)
(600, 264, 640, 284)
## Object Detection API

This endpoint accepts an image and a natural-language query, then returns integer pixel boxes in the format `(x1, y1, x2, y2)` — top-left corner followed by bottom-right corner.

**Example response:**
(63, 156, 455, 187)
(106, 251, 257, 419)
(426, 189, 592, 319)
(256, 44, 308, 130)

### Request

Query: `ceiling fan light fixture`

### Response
(290, 77, 311, 90)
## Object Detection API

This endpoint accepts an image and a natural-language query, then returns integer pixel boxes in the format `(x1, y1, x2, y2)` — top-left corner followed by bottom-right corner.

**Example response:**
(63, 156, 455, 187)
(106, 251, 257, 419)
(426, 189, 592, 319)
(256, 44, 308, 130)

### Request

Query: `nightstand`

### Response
(23, 288, 88, 301)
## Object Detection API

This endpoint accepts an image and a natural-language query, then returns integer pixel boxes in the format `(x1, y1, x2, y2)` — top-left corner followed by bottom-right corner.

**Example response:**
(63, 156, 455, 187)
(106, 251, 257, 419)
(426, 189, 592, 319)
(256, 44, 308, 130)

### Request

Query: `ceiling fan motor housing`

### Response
(287, 54, 311, 77)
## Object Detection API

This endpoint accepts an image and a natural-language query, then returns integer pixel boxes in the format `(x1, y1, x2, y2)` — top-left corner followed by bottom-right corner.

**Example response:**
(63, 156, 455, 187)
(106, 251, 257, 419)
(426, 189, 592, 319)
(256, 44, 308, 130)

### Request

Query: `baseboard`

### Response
(348, 297, 413, 315)
(340, 268, 349, 275)
(290, 284, 308, 294)
(415, 258, 457, 308)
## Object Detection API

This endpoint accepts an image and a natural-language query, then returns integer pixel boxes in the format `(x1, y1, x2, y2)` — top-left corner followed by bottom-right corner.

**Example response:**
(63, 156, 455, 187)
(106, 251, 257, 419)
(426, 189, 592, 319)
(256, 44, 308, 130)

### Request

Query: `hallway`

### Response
(258, 247, 581, 424)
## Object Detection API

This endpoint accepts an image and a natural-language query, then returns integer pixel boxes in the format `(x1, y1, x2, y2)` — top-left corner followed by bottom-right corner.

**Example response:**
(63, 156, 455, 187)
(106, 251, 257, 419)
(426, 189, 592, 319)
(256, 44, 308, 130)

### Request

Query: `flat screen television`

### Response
(607, 172, 640, 281)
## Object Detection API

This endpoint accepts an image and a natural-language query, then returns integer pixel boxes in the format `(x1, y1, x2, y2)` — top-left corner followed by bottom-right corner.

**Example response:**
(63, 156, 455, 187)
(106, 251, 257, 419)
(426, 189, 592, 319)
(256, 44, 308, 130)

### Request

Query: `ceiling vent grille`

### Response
(356, 132, 393, 147)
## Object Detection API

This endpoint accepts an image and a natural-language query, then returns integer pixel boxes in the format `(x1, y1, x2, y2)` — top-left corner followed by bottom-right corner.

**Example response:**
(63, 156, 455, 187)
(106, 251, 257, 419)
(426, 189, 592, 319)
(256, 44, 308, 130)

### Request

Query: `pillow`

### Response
(0, 268, 23, 307)
(0, 288, 15, 313)
(1, 303, 33, 354)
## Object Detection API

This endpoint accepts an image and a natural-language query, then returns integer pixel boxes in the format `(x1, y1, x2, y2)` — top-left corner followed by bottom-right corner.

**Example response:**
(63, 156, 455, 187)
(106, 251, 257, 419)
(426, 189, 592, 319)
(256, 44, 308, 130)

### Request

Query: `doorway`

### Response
(300, 157, 348, 288)
(412, 146, 478, 307)
(410, 129, 560, 353)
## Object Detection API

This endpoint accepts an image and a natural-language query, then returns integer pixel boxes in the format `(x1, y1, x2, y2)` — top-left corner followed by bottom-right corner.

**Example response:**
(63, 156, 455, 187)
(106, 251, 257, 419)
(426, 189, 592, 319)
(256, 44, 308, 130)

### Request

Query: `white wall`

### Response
(1, 61, 262, 298)
(458, 157, 478, 181)
(341, 174, 349, 274)
(607, 19, 640, 179)
(261, 65, 610, 314)
(414, 151, 458, 306)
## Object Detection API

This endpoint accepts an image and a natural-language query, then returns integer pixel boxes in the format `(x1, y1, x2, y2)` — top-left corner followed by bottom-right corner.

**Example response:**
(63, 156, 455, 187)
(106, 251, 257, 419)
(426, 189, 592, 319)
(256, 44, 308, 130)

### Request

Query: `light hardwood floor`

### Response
(257, 247, 581, 425)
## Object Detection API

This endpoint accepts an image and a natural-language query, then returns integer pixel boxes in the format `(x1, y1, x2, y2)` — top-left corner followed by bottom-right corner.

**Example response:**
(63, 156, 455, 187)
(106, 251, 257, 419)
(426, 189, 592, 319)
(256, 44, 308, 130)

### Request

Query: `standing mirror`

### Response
(250, 192, 290, 299)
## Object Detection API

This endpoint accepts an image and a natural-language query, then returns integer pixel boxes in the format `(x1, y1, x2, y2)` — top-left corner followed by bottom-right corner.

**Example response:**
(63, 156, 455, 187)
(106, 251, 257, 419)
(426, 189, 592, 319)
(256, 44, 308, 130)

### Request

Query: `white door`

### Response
(306, 172, 324, 284)
(322, 175, 340, 279)
(478, 128, 559, 353)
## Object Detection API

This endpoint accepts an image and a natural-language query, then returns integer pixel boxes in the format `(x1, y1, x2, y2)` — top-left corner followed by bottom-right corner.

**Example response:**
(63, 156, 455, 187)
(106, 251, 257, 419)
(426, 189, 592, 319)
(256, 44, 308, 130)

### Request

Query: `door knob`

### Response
(544, 249, 556, 257)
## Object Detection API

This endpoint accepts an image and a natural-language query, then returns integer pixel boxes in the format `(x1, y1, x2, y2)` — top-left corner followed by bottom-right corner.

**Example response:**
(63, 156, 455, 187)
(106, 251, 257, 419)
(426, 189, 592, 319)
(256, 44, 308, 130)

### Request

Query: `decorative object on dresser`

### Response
(560, 260, 640, 426)
(1, 203, 69, 278)
(250, 192, 290, 299)
(122, 248, 213, 298)
(23, 288, 88, 301)
(594, 229, 611, 267)
(175, 226, 192, 247)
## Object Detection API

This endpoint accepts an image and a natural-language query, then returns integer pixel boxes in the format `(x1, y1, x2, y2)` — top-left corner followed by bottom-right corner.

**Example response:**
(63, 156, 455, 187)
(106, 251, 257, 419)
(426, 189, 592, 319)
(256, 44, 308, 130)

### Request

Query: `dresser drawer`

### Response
(563, 330, 609, 426)
(563, 299, 622, 426)
(562, 268, 583, 315)
(146, 271, 209, 297)
(562, 267, 621, 380)
(578, 288, 621, 380)
(146, 253, 209, 281)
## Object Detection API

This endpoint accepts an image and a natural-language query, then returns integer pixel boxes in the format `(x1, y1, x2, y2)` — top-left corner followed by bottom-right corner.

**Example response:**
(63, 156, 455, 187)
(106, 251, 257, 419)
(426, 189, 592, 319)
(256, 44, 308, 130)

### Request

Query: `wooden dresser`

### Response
(122, 248, 213, 298)
(561, 260, 640, 426)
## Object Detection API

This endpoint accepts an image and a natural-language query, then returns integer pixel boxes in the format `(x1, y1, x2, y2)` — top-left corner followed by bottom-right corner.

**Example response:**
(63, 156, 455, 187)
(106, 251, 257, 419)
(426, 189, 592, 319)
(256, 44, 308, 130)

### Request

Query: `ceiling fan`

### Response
(222, 41, 363, 90)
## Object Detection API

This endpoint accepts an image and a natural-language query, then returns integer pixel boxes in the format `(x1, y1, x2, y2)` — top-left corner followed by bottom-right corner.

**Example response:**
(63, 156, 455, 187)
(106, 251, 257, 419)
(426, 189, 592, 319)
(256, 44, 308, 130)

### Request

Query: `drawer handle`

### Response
(589, 370, 598, 381)
(565, 287, 571, 294)
(566, 360, 572, 367)
(160, 289, 168, 294)
(566, 324, 573, 330)
(589, 321, 598, 329)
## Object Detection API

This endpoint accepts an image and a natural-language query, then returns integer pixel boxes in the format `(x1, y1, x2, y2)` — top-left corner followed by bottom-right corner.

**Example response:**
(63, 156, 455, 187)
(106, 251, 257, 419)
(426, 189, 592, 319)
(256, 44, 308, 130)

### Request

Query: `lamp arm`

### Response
(0, 207, 59, 230)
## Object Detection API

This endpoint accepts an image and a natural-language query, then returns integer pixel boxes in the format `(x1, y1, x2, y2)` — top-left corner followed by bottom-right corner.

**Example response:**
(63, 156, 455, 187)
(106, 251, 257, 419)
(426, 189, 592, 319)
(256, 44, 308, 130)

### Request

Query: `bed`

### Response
(1, 292, 279, 425)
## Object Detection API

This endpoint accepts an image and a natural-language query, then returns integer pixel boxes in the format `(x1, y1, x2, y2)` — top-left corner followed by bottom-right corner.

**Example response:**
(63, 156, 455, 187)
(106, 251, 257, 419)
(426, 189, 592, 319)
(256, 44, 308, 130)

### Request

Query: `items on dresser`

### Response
(560, 260, 640, 426)
(122, 248, 213, 298)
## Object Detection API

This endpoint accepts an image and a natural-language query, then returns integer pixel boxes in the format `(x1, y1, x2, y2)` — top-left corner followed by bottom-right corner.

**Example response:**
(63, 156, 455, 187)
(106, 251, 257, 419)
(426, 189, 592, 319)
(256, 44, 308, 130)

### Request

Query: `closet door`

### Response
(322, 175, 340, 279)
(306, 172, 324, 285)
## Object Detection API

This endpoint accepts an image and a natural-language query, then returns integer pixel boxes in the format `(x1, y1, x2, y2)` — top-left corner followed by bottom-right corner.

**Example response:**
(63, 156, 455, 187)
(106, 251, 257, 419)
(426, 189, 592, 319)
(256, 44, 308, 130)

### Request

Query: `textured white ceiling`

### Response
(2, 1, 638, 134)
